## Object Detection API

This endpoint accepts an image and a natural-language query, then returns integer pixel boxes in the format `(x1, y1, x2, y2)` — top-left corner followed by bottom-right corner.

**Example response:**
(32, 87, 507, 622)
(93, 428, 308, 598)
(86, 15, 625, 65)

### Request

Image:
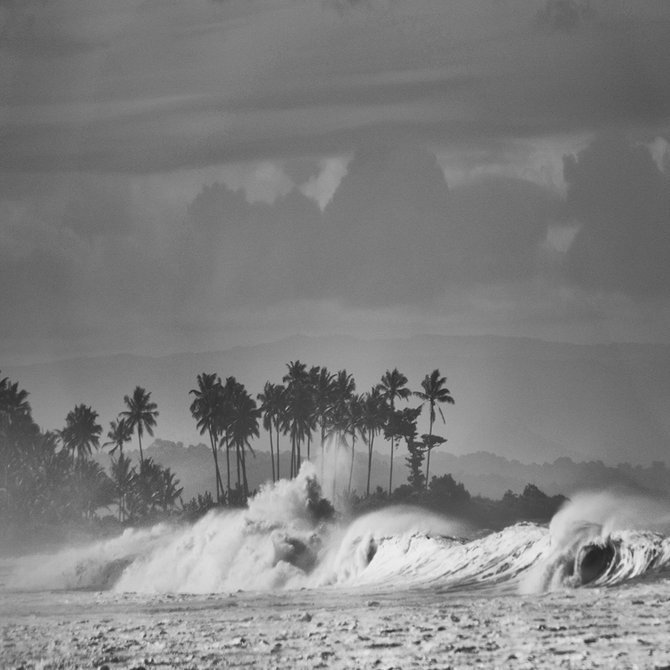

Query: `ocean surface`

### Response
(3, 463, 670, 597)
(3, 465, 670, 668)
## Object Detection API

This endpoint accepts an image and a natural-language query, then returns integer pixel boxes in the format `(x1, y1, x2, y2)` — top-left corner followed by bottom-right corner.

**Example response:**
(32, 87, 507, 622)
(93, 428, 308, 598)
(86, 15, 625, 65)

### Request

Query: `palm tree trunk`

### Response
(240, 443, 249, 501)
(348, 433, 355, 494)
(290, 435, 296, 478)
(137, 429, 144, 467)
(225, 434, 231, 502)
(269, 428, 276, 483)
(388, 437, 394, 495)
(320, 424, 326, 483)
(236, 443, 241, 492)
(366, 433, 374, 497)
(425, 411, 434, 489)
(332, 436, 339, 500)
(275, 420, 281, 480)
(209, 430, 223, 502)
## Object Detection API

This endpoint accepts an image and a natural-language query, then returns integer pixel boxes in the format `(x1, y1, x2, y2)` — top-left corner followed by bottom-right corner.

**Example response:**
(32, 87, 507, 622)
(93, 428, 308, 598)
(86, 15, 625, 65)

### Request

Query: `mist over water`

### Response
(8, 462, 670, 596)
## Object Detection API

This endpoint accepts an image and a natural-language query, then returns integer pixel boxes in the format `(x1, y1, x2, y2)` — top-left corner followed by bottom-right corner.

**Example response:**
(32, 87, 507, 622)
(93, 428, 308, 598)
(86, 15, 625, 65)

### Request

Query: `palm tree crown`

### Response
(121, 386, 159, 466)
(378, 368, 411, 494)
(61, 404, 102, 462)
(189, 372, 225, 502)
(414, 369, 454, 486)
(103, 417, 133, 457)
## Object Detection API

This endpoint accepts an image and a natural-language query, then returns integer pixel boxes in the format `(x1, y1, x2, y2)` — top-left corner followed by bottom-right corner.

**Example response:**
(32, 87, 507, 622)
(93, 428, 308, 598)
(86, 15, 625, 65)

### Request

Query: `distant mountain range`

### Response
(111, 439, 670, 503)
(6, 334, 670, 466)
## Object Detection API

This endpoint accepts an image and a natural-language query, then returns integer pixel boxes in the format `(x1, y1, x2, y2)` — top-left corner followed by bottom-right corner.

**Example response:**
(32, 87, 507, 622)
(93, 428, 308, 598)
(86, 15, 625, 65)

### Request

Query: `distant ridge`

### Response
(6, 334, 670, 465)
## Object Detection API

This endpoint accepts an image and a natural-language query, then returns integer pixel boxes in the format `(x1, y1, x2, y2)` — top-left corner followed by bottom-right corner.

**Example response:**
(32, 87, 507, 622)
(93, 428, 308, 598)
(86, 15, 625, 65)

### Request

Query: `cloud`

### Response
(564, 133, 670, 295)
(183, 138, 558, 307)
(3, 2, 670, 175)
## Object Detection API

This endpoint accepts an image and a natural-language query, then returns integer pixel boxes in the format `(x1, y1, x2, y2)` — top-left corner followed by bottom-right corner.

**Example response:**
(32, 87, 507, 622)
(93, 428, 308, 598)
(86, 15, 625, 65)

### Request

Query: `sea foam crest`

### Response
(9, 477, 670, 594)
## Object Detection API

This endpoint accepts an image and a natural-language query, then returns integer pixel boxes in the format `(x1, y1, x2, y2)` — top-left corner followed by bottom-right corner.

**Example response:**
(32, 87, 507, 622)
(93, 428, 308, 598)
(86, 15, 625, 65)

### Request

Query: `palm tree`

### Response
(360, 386, 386, 497)
(346, 394, 364, 494)
(121, 386, 159, 468)
(310, 366, 335, 480)
(228, 386, 260, 501)
(220, 376, 244, 500)
(103, 418, 133, 458)
(156, 467, 183, 513)
(282, 361, 313, 477)
(110, 452, 135, 521)
(378, 368, 411, 494)
(189, 373, 225, 502)
(257, 382, 277, 483)
(414, 369, 454, 486)
(61, 404, 102, 463)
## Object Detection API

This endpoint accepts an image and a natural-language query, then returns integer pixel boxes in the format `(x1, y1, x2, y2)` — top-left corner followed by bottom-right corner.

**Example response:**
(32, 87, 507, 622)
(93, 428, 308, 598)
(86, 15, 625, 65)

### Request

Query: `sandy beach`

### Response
(3, 578, 670, 669)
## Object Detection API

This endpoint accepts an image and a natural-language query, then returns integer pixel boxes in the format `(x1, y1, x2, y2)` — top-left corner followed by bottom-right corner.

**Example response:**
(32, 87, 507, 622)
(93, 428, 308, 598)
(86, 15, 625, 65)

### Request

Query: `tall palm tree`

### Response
(346, 393, 364, 494)
(378, 368, 411, 494)
(414, 369, 455, 486)
(228, 386, 260, 501)
(121, 386, 159, 468)
(220, 376, 244, 499)
(310, 366, 335, 480)
(190, 373, 225, 502)
(103, 418, 133, 458)
(258, 381, 285, 483)
(282, 361, 313, 477)
(327, 369, 355, 497)
(61, 404, 102, 463)
(110, 452, 135, 522)
(360, 386, 386, 497)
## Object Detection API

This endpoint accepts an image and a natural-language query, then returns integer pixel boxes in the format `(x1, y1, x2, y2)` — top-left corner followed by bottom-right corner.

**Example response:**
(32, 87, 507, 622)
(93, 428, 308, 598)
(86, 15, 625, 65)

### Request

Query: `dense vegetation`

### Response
(2, 362, 566, 546)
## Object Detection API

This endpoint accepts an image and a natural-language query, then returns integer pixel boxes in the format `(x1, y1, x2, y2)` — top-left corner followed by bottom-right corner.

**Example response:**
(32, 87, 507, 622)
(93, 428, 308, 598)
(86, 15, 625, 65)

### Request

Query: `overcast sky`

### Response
(2, 0, 670, 363)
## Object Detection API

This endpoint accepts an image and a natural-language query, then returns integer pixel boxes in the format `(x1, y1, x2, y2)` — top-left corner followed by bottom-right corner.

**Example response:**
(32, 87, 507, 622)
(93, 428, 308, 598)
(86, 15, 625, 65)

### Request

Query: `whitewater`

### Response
(7, 463, 670, 597)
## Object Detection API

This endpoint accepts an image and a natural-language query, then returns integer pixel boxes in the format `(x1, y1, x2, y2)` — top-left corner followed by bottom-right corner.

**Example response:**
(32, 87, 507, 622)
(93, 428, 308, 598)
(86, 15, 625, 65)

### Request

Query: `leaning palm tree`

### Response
(120, 386, 159, 468)
(378, 368, 411, 495)
(414, 369, 454, 486)
(190, 373, 225, 502)
(61, 404, 102, 463)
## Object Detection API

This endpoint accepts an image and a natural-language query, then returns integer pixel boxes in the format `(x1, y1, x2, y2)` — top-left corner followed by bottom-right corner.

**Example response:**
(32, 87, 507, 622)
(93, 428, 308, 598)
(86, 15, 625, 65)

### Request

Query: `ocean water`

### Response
(5, 462, 670, 597)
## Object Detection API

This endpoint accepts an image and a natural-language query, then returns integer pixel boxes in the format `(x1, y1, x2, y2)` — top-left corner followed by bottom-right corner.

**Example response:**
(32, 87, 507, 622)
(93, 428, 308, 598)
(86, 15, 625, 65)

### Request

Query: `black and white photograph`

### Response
(2, 1, 670, 668)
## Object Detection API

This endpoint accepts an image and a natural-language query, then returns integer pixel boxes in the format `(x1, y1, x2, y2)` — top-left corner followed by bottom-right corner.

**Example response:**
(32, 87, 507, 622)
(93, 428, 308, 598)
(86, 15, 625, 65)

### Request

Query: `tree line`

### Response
(0, 374, 181, 528)
(1, 362, 455, 528)
(188, 362, 455, 506)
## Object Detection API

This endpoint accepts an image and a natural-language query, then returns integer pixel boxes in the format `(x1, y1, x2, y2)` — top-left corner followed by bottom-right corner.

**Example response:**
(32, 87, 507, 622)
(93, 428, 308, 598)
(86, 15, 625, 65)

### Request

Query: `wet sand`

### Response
(2, 579, 670, 669)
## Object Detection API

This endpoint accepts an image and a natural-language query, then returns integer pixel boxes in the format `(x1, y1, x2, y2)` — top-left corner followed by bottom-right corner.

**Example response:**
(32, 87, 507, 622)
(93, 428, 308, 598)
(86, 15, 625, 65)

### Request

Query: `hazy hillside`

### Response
(110, 439, 670, 503)
(7, 334, 670, 466)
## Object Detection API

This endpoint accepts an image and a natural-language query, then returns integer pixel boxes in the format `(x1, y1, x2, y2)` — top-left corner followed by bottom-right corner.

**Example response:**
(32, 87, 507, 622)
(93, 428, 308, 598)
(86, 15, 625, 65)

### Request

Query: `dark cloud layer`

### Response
(565, 134, 670, 295)
(185, 139, 559, 307)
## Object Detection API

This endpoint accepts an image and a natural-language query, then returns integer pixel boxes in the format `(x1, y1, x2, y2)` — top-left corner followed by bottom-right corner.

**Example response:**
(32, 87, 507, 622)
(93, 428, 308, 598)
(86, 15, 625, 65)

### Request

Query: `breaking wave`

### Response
(9, 465, 670, 595)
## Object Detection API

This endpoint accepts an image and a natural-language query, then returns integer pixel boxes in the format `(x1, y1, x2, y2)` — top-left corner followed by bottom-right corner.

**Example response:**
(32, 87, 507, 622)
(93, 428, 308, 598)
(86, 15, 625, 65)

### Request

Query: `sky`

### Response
(1, 0, 670, 364)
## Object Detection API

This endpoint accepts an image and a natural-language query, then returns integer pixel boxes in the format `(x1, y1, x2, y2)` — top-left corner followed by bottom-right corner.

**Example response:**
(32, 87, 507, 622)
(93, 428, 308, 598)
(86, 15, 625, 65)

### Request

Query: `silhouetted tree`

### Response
(60, 404, 102, 463)
(378, 368, 411, 494)
(414, 369, 454, 487)
(103, 418, 133, 458)
(121, 386, 159, 468)
(360, 386, 386, 497)
(189, 373, 225, 502)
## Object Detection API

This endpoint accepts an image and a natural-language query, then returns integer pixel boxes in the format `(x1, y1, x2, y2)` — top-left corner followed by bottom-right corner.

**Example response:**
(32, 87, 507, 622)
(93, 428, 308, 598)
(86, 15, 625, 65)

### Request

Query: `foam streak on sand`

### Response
(9, 466, 670, 595)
